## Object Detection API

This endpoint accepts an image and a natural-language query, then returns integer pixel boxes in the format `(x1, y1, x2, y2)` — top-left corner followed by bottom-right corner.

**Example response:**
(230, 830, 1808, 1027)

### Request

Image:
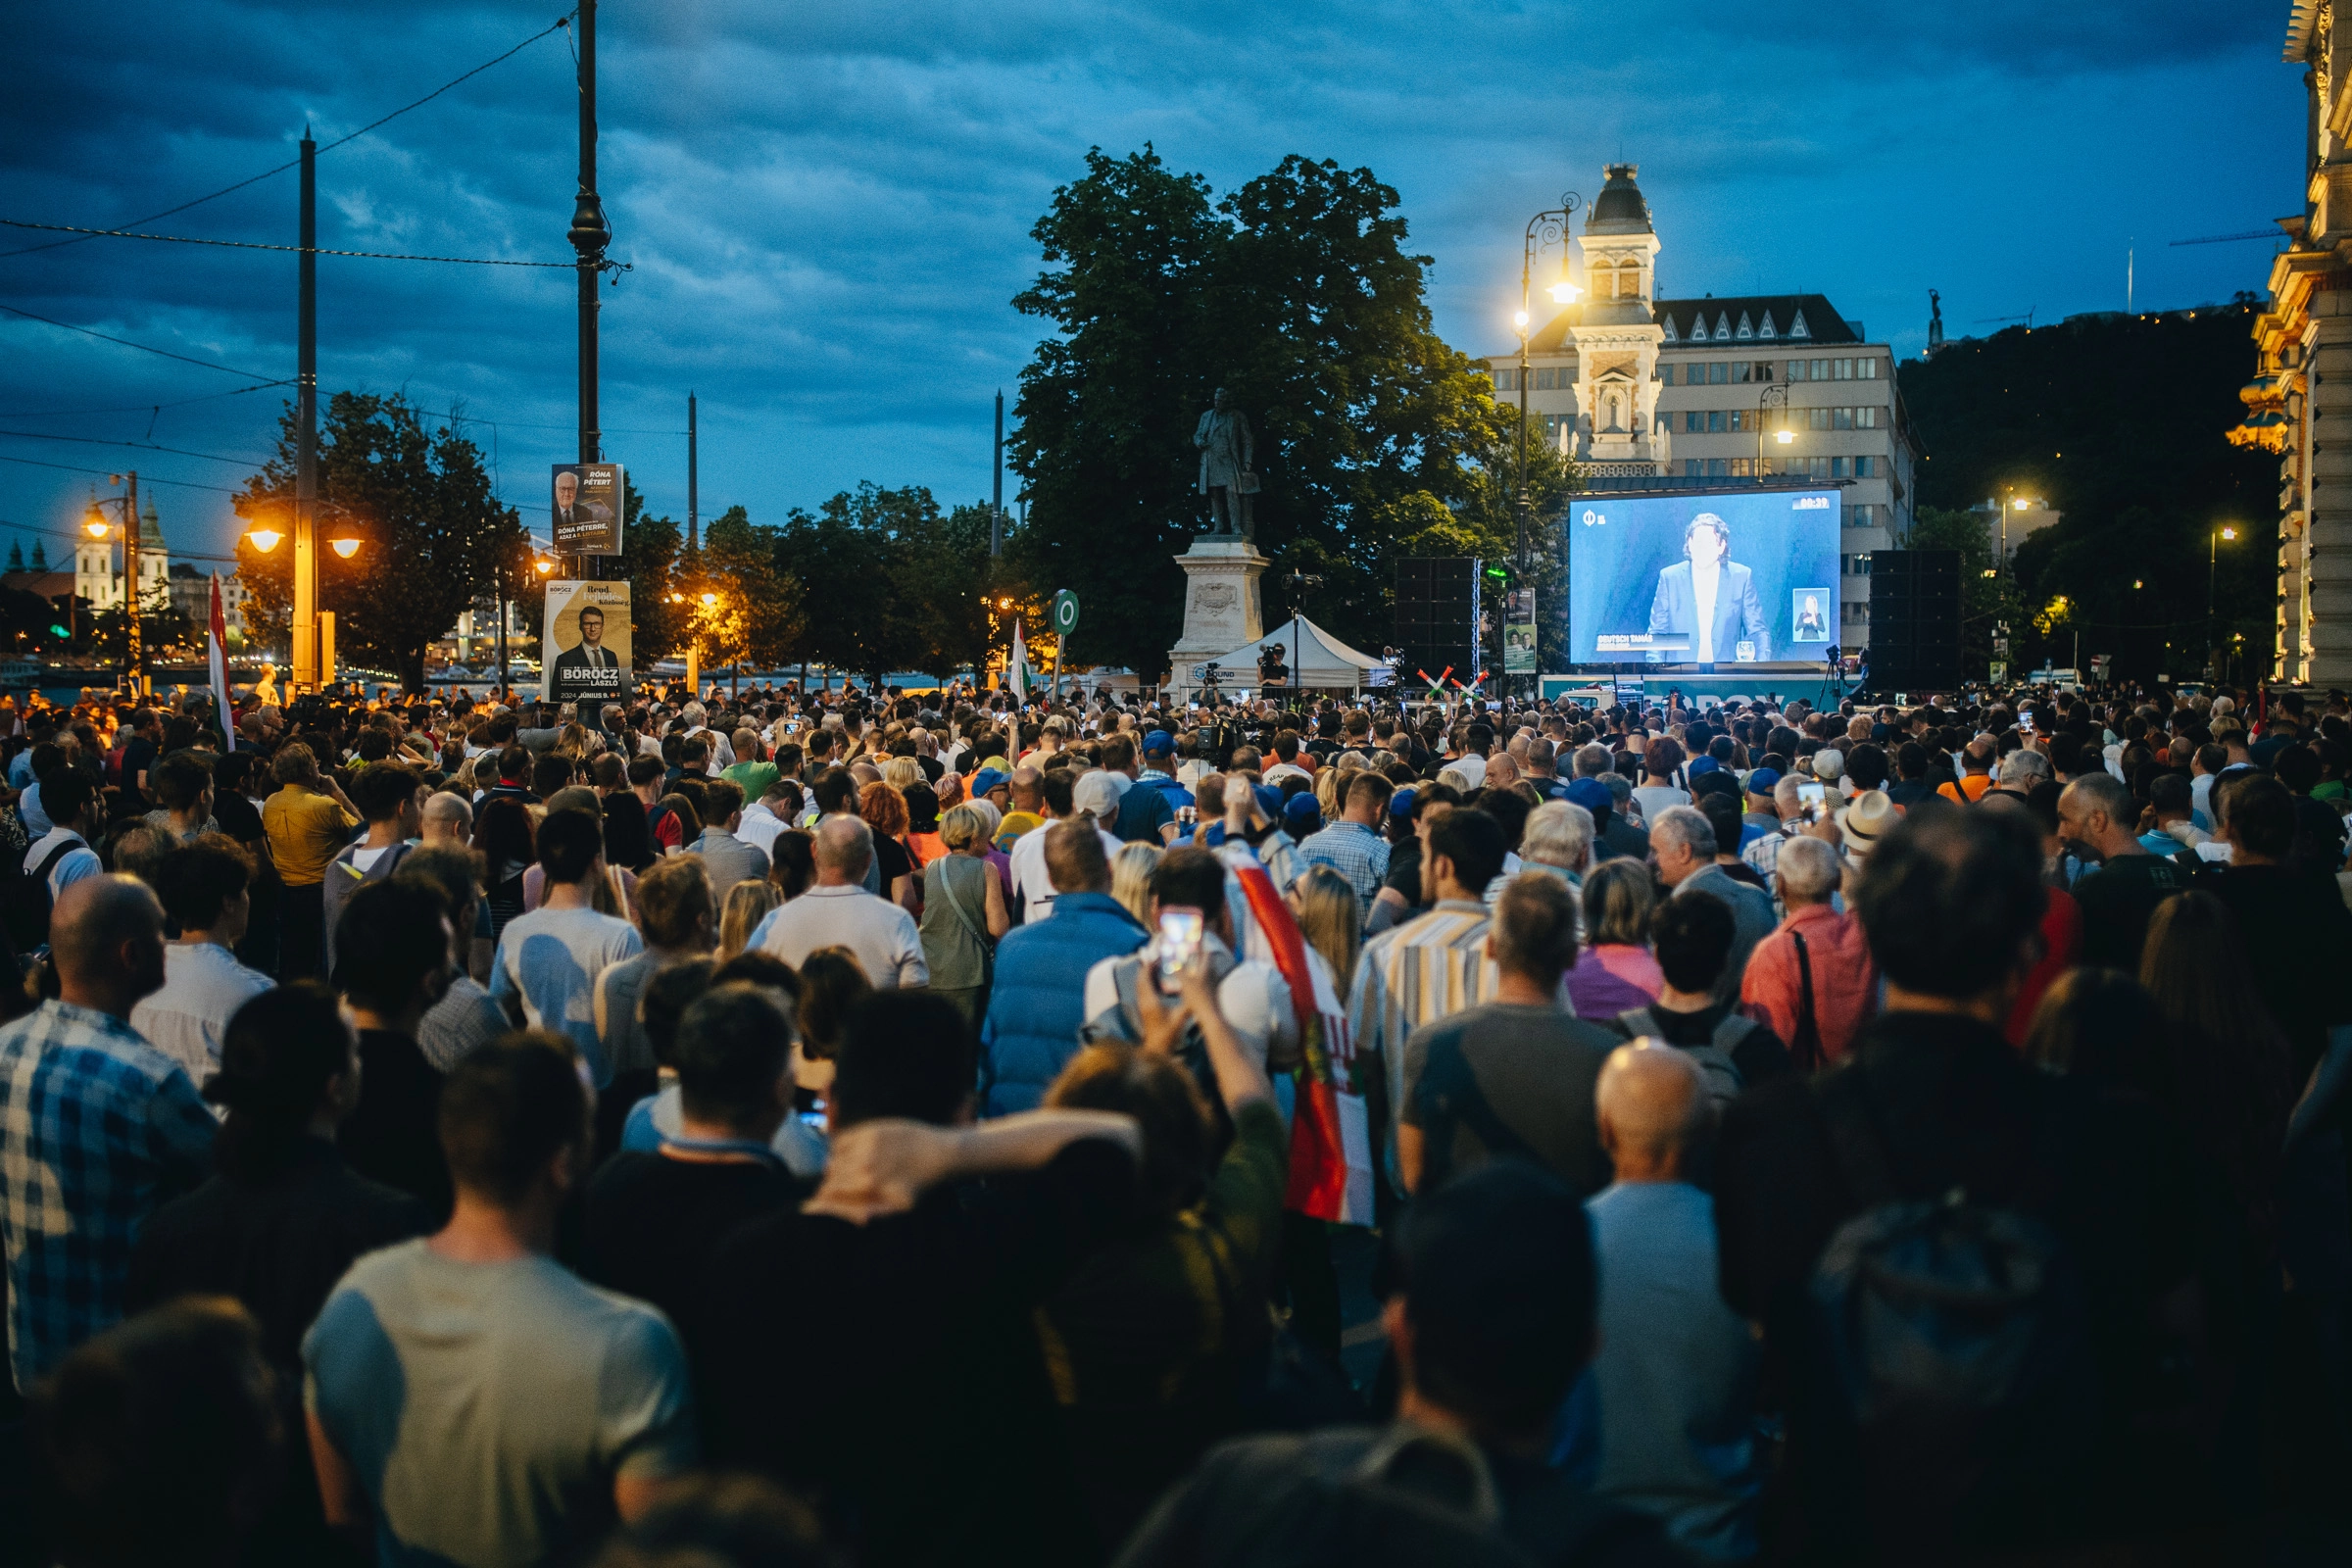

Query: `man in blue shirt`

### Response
(1116, 730, 1191, 845)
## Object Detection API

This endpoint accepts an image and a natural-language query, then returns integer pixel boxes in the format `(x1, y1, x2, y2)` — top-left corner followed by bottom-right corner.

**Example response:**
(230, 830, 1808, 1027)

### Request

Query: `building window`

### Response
(1834, 358, 1855, 380)
(1810, 359, 1830, 379)
(1682, 460, 1702, 476)
(1730, 458, 1756, 476)
(1857, 357, 1880, 379)
(1493, 368, 1518, 391)
(1852, 504, 1876, 527)
(1657, 363, 1676, 385)
(1787, 360, 1807, 381)
(1706, 459, 1729, 477)
(1807, 407, 1831, 430)
(1854, 456, 1875, 477)
(1707, 362, 1729, 385)
(1707, 411, 1727, 433)
(1831, 457, 1849, 477)
(1732, 362, 1753, 383)
(1845, 602, 1868, 621)
(1685, 411, 1702, 433)
(1833, 407, 1854, 430)
(1655, 413, 1670, 434)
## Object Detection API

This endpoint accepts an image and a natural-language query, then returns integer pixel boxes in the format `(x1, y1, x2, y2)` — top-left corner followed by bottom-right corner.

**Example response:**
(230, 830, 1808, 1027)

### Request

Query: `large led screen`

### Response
(1567, 488, 1841, 664)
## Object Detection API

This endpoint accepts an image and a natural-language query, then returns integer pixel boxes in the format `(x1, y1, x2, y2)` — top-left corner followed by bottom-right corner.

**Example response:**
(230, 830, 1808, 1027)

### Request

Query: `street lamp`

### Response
(2207, 524, 2239, 675)
(83, 470, 143, 692)
(1514, 190, 1583, 568)
(329, 532, 362, 560)
(1756, 382, 1789, 477)
(245, 528, 284, 554)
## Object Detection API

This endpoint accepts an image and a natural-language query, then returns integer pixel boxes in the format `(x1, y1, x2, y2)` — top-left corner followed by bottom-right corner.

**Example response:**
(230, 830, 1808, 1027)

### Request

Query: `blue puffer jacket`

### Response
(979, 891, 1148, 1116)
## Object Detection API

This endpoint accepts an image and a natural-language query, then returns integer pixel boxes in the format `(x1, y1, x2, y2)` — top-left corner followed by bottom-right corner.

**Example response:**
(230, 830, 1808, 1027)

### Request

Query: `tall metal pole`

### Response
(687, 391, 699, 552)
(294, 127, 318, 691)
(124, 470, 141, 692)
(567, 0, 612, 577)
(992, 390, 1004, 557)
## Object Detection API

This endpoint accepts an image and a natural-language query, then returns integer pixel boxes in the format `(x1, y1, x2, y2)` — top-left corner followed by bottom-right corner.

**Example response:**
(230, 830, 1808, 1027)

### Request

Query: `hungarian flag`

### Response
(1008, 617, 1028, 702)
(207, 574, 234, 750)
(1231, 853, 1374, 1227)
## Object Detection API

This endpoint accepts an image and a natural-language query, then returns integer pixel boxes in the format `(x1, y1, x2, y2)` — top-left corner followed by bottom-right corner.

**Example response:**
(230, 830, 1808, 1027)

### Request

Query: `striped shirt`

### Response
(1346, 900, 1497, 1182)
(0, 1001, 218, 1391)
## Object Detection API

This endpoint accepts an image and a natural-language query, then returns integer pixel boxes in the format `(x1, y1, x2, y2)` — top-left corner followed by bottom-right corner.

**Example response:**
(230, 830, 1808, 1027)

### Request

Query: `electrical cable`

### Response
(0, 302, 285, 381)
(0, 428, 270, 466)
(0, 14, 577, 261)
(0, 219, 576, 268)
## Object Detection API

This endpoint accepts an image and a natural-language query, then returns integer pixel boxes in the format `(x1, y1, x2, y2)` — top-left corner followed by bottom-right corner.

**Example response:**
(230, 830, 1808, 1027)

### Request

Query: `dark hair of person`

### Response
(768, 829, 816, 900)
(1149, 847, 1226, 919)
(31, 1297, 284, 1568)
(1492, 873, 1579, 983)
(809, 766, 858, 816)
(1048, 1045, 1211, 1220)
(1854, 800, 2046, 999)
(206, 981, 351, 1181)
(438, 1036, 589, 1206)
(43, 768, 95, 827)
(792, 948, 872, 1062)
(2225, 774, 2297, 860)
(831, 990, 973, 1128)
(1650, 888, 1734, 994)
(149, 748, 214, 812)
(711, 948, 801, 999)
(1390, 1159, 1596, 1434)
(2139, 891, 2293, 1255)
(672, 985, 793, 1134)
(350, 762, 417, 822)
(534, 807, 605, 884)
(2020, 967, 2170, 1100)
(472, 795, 535, 871)
(643, 958, 718, 1069)
(331, 880, 453, 1015)
(1427, 808, 1507, 893)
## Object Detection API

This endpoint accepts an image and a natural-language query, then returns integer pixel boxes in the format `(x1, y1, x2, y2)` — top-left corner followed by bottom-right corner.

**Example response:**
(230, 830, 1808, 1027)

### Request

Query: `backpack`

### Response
(5, 840, 82, 953)
(1616, 1006, 1754, 1110)
(1806, 1065, 2098, 1550)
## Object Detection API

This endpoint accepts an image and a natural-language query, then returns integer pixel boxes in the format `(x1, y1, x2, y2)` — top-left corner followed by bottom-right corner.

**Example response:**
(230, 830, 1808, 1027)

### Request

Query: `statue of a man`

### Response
(1194, 387, 1255, 538)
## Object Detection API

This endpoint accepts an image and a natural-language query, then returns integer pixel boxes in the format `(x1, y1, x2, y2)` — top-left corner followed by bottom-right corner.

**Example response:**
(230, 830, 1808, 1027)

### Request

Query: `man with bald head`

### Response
(419, 789, 473, 848)
(1586, 1043, 1762, 1559)
(756, 812, 925, 988)
(0, 875, 217, 1393)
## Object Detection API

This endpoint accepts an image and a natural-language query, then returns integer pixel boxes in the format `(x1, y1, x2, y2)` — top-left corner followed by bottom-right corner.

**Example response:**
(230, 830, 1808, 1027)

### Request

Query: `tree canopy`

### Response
(1010, 146, 1525, 673)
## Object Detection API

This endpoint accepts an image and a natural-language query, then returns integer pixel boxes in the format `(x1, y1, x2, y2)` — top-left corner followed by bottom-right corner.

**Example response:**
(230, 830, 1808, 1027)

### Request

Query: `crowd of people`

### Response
(0, 670, 2347, 1567)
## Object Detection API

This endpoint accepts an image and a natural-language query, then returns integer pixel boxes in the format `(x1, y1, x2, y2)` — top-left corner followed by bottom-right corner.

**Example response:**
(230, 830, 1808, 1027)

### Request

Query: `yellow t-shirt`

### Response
(264, 782, 360, 886)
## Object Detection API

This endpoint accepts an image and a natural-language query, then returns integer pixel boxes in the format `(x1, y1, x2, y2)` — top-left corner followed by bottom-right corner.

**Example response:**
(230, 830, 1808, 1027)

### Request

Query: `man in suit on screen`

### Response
(1647, 513, 1769, 662)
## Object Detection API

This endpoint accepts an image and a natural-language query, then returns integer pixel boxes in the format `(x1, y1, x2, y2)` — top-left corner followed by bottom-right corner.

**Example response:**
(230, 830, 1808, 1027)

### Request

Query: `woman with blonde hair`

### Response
(918, 803, 1010, 1030)
(1289, 863, 1361, 996)
(881, 756, 925, 792)
(1110, 841, 1162, 927)
(717, 878, 779, 960)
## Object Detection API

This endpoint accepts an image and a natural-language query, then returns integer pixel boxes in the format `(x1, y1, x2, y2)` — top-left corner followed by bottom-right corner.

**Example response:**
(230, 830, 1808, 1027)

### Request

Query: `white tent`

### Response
(1204, 615, 1386, 694)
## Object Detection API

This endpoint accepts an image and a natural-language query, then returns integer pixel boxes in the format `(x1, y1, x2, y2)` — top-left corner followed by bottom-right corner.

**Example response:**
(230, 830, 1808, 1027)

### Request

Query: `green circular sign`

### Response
(1052, 590, 1080, 635)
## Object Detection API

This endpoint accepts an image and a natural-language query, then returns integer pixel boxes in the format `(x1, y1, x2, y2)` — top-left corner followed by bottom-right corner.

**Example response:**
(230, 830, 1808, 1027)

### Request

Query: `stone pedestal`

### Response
(1165, 536, 1268, 695)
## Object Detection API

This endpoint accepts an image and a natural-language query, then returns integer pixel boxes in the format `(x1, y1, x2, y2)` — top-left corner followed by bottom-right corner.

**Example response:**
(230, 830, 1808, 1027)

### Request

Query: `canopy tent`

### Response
(1201, 615, 1386, 694)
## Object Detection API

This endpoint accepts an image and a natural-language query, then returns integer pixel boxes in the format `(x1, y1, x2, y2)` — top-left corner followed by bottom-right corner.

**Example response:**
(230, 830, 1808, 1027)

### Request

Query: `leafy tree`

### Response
(234, 393, 525, 690)
(681, 505, 803, 674)
(613, 478, 686, 664)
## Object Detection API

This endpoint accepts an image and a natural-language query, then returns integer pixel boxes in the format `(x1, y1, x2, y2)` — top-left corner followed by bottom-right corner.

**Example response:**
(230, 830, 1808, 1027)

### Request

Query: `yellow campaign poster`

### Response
(542, 580, 632, 706)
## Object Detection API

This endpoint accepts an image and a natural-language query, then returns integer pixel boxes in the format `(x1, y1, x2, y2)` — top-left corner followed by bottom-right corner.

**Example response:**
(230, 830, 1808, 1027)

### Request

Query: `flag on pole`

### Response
(1008, 617, 1028, 702)
(207, 573, 235, 750)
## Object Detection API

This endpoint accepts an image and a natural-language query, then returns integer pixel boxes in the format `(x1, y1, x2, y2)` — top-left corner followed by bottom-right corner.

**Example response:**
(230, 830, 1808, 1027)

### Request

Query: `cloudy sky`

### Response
(0, 1, 2303, 567)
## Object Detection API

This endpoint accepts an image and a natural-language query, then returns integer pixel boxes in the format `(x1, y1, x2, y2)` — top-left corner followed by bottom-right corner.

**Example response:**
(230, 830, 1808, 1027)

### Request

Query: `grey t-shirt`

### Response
(303, 1240, 696, 1568)
(1400, 1002, 1619, 1196)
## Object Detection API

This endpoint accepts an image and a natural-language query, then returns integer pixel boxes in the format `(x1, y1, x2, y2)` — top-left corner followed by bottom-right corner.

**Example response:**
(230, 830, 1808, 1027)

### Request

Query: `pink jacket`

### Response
(1740, 904, 1877, 1067)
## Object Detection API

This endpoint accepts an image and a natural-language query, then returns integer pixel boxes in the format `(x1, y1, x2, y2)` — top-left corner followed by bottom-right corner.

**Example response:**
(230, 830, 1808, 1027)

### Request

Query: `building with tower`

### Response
(1485, 164, 1917, 649)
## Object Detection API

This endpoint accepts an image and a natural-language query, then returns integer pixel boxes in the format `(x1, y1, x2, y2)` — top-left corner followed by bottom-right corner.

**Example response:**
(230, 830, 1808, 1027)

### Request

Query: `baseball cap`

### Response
(1142, 729, 1175, 758)
(970, 767, 1009, 799)
(1565, 778, 1613, 817)
(1744, 766, 1783, 796)
(1283, 794, 1324, 836)
(1389, 786, 1417, 819)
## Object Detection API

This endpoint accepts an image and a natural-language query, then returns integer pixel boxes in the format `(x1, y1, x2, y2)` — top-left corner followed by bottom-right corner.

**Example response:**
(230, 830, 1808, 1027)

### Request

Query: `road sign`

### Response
(1052, 591, 1080, 635)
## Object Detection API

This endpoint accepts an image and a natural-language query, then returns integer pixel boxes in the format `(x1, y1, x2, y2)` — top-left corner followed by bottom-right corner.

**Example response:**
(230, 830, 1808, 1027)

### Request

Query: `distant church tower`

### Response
(1571, 165, 1668, 475)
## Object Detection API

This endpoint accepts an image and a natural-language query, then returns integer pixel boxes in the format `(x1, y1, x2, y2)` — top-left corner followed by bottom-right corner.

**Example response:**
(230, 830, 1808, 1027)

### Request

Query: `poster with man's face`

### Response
(550, 463, 624, 556)
(543, 580, 632, 704)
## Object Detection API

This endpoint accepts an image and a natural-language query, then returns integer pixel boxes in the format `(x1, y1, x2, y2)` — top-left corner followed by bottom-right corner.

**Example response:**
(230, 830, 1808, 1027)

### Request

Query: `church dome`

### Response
(1586, 164, 1652, 235)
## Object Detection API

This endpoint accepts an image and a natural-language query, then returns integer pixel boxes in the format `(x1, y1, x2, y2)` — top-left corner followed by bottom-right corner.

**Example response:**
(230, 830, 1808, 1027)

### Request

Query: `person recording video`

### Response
(1646, 513, 1769, 662)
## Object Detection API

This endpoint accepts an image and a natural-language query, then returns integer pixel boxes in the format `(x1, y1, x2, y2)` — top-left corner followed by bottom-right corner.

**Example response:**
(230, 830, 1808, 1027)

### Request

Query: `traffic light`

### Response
(47, 625, 66, 640)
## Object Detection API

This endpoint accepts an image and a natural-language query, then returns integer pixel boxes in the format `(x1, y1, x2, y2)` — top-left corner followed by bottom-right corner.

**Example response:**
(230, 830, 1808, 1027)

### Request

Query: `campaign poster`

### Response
(542, 580, 632, 706)
(1567, 488, 1841, 664)
(1503, 587, 1538, 675)
(551, 462, 624, 556)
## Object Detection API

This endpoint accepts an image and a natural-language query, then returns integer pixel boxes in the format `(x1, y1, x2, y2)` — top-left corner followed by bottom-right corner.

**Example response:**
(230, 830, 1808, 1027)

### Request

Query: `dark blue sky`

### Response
(0, 1, 2304, 568)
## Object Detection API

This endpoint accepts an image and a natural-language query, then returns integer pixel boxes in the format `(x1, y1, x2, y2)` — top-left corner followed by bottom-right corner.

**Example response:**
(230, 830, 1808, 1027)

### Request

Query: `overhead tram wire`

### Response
(0, 428, 271, 466)
(0, 220, 575, 269)
(0, 453, 247, 496)
(0, 382, 290, 419)
(0, 303, 287, 382)
(0, 14, 578, 262)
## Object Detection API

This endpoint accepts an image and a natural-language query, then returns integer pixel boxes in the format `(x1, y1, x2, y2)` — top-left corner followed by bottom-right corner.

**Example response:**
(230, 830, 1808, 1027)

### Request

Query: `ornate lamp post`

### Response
(1515, 192, 1583, 566)
(1756, 381, 1790, 476)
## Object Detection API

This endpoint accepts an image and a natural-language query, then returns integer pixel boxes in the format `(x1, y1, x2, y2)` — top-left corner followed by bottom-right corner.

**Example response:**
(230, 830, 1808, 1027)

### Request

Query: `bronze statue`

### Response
(1194, 387, 1256, 538)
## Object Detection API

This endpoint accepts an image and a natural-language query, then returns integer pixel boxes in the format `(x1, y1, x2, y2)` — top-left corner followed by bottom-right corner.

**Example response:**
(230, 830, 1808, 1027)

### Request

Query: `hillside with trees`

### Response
(1896, 301, 2276, 681)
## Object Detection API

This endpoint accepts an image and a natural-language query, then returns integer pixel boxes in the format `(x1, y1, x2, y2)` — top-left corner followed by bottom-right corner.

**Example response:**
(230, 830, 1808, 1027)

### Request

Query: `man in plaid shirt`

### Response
(1294, 772, 1395, 918)
(0, 875, 214, 1392)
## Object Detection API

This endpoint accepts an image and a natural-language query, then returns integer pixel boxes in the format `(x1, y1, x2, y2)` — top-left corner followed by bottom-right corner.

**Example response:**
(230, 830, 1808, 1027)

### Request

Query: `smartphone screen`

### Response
(1154, 907, 1204, 995)
(1797, 781, 1827, 823)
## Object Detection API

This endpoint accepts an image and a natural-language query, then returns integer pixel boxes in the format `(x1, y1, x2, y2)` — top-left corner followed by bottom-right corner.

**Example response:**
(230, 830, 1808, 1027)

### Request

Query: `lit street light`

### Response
(83, 470, 143, 691)
(1512, 189, 1584, 567)
(2207, 524, 2239, 675)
